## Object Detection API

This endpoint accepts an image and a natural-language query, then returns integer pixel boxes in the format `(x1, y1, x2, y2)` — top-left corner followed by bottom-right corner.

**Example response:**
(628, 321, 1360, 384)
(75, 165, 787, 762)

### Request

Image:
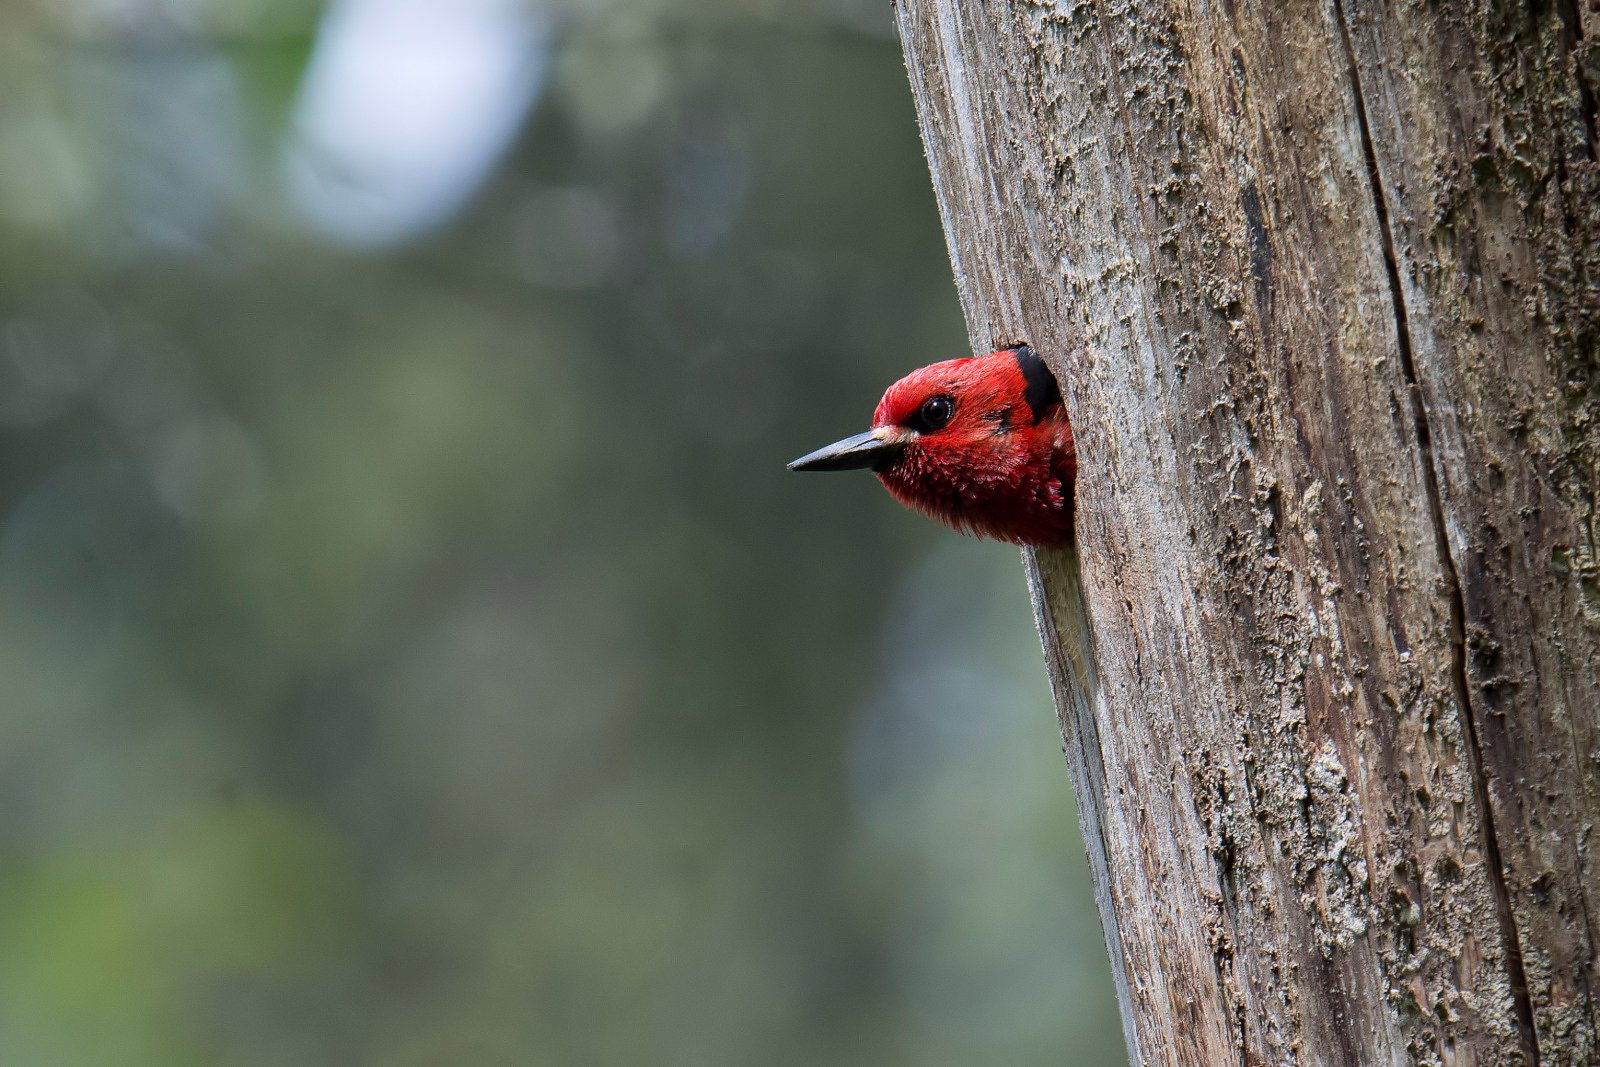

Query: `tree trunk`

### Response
(892, 0, 1600, 1061)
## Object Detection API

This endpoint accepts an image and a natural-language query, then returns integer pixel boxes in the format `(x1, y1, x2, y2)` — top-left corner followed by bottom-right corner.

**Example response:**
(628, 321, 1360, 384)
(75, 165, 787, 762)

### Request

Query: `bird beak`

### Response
(788, 427, 906, 472)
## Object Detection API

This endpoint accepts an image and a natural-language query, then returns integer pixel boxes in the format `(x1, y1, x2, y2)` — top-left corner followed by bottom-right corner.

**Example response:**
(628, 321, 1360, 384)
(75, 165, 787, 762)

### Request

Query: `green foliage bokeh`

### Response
(0, 2, 1122, 1063)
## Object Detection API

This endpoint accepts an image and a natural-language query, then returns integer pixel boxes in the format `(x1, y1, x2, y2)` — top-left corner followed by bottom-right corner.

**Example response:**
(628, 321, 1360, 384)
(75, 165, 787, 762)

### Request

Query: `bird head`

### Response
(790, 344, 1075, 547)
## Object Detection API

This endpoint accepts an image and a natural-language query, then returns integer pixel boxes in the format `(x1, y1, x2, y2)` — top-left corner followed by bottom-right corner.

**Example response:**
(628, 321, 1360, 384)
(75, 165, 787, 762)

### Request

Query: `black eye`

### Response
(917, 395, 954, 431)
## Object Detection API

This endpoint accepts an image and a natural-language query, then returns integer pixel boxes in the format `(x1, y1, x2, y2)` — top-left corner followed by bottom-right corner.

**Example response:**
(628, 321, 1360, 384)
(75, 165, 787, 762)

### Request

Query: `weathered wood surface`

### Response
(893, 0, 1600, 1061)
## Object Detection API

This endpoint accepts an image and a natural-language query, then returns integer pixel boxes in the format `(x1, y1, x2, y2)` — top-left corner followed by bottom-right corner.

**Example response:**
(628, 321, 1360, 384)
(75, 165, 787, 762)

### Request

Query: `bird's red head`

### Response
(790, 344, 1076, 547)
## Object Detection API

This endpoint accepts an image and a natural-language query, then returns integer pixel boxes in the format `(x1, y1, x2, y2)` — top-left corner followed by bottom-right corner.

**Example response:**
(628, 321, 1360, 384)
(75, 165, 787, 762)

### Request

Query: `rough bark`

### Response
(893, 0, 1600, 1062)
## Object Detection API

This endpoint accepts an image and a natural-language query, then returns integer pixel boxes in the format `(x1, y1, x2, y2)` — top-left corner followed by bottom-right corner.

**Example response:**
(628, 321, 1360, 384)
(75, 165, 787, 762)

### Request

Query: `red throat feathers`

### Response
(789, 344, 1076, 547)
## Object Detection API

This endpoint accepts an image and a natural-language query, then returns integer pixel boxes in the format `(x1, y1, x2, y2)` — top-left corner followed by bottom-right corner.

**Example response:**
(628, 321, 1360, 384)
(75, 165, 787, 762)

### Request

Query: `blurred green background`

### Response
(0, 1, 1121, 1063)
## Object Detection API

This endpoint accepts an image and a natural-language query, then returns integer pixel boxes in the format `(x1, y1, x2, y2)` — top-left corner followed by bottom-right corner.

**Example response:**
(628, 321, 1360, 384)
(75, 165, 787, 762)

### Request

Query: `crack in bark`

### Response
(1551, 0, 1598, 161)
(1332, 1, 1543, 1061)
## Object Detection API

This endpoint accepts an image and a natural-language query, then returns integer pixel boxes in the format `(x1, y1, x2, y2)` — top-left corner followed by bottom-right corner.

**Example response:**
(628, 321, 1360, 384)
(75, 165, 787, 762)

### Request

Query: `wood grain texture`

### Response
(893, 0, 1600, 1061)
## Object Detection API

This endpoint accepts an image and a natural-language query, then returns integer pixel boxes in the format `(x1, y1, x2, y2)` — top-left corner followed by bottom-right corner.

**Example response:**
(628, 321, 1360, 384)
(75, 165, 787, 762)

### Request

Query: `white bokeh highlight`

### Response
(282, 0, 548, 247)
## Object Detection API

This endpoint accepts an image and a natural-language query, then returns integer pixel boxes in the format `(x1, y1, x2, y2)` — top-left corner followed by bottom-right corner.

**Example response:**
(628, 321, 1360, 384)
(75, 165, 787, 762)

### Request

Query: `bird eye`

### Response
(917, 395, 954, 430)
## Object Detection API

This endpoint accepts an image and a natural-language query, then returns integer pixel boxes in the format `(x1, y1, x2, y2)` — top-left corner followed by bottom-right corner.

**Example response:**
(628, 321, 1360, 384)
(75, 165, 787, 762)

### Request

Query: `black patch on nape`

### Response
(1010, 344, 1060, 422)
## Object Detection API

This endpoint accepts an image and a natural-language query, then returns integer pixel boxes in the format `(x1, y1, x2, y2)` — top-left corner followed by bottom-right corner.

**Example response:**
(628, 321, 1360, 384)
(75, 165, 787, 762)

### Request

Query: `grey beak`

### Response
(788, 429, 904, 472)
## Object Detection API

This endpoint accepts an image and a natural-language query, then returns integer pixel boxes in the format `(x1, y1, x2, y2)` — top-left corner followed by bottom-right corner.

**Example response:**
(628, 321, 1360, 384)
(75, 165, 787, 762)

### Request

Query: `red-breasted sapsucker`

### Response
(790, 344, 1075, 547)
